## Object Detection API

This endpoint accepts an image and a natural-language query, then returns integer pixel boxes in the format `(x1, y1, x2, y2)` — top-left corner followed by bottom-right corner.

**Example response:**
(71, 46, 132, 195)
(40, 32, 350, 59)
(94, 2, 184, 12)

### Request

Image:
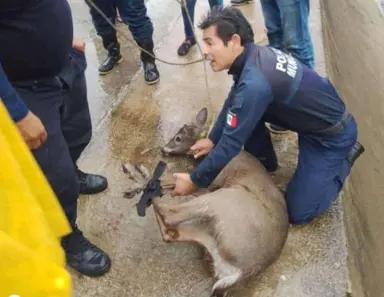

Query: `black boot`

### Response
(137, 39, 160, 85)
(62, 224, 111, 277)
(77, 169, 108, 195)
(177, 37, 196, 56)
(99, 35, 123, 75)
(230, 0, 254, 5)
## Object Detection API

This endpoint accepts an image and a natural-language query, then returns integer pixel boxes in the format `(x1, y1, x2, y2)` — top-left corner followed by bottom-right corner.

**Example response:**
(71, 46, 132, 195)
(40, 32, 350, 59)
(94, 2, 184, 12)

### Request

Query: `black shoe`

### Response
(137, 39, 160, 84)
(230, 0, 253, 5)
(267, 123, 290, 134)
(99, 53, 122, 75)
(99, 37, 123, 75)
(347, 141, 365, 166)
(177, 38, 196, 56)
(142, 60, 160, 84)
(61, 225, 111, 277)
(78, 169, 108, 195)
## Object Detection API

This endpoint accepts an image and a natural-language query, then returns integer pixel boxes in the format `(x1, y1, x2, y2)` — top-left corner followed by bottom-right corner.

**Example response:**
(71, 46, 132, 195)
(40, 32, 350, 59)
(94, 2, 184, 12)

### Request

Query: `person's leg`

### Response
(14, 80, 79, 227)
(260, 0, 284, 50)
(13, 77, 111, 277)
(244, 120, 278, 172)
(59, 49, 108, 195)
(260, 0, 290, 134)
(285, 119, 359, 224)
(87, 0, 122, 74)
(182, 0, 196, 39)
(208, 0, 224, 7)
(178, 0, 223, 56)
(276, 0, 315, 69)
(117, 0, 160, 84)
(178, 0, 197, 56)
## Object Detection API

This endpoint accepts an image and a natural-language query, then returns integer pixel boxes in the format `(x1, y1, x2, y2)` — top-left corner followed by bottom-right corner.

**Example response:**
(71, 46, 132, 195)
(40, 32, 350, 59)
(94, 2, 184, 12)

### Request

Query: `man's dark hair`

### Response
(198, 6, 254, 46)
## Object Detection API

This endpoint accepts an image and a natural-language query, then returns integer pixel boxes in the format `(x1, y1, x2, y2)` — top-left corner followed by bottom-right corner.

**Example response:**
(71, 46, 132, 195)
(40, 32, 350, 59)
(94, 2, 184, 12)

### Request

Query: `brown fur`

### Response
(152, 108, 288, 296)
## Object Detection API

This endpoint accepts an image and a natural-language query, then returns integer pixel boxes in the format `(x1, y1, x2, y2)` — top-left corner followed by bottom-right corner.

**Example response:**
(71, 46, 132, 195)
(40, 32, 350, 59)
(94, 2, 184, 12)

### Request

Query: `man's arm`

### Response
(190, 70, 273, 188)
(208, 85, 236, 144)
(0, 62, 47, 149)
(0, 62, 29, 122)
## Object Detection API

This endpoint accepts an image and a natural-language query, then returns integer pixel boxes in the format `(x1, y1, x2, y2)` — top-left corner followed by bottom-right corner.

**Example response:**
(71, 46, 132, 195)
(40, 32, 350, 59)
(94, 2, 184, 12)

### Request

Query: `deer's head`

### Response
(161, 108, 208, 156)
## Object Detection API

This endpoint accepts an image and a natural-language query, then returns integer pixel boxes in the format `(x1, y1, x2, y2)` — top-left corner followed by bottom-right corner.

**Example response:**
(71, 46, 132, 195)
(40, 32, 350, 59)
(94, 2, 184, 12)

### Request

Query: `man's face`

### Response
(202, 25, 239, 72)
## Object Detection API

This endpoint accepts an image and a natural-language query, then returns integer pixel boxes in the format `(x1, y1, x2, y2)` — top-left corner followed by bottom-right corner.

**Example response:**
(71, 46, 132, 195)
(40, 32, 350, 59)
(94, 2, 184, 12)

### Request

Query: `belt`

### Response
(312, 109, 352, 137)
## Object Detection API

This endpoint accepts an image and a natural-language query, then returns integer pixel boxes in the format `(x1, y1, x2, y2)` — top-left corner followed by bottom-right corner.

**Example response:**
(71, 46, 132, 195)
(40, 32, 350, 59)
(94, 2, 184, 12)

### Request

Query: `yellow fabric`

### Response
(0, 100, 72, 297)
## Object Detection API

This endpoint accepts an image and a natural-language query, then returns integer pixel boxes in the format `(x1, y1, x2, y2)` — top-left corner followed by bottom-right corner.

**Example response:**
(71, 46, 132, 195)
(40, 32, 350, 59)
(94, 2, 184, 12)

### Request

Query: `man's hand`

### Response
(171, 173, 198, 196)
(72, 38, 86, 52)
(190, 138, 214, 159)
(16, 111, 47, 150)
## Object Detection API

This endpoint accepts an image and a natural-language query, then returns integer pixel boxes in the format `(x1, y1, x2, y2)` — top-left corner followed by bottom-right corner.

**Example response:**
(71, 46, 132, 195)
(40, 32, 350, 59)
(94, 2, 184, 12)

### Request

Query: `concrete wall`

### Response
(320, 1, 384, 296)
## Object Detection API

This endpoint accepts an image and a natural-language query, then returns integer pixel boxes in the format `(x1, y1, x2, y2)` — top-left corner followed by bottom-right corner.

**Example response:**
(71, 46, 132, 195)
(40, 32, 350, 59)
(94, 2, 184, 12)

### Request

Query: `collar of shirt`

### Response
(227, 42, 252, 83)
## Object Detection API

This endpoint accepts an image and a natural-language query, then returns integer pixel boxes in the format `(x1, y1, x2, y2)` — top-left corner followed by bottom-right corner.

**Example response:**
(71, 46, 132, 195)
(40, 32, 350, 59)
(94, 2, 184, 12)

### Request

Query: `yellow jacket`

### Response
(0, 100, 72, 297)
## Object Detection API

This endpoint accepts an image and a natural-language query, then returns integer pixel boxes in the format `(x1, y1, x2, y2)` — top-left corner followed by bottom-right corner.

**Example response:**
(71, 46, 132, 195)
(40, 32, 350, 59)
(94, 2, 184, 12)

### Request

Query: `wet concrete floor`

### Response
(69, 0, 350, 296)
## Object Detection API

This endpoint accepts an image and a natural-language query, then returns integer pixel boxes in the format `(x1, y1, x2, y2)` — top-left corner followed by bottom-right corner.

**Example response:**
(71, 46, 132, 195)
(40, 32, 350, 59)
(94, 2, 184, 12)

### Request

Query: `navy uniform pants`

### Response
(245, 114, 357, 224)
(12, 49, 92, 227)
(87, 0, 153, 43)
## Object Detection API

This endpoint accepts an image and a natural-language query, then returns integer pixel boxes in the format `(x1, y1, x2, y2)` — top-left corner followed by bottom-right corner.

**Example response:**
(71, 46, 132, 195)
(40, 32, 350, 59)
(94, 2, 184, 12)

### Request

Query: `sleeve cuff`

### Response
(1, 89, 29, 122)
(190, 170, 211, 188)
(208, 131, 220, 145)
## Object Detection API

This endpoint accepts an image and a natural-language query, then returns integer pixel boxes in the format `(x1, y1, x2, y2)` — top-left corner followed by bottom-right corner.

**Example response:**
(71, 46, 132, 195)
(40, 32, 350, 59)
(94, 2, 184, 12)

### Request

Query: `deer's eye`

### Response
(175, 136, 182, 143)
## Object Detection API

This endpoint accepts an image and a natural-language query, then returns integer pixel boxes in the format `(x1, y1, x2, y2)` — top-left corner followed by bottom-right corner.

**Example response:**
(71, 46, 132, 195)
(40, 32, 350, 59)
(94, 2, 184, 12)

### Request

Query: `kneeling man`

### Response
(171, 6, 364, 224)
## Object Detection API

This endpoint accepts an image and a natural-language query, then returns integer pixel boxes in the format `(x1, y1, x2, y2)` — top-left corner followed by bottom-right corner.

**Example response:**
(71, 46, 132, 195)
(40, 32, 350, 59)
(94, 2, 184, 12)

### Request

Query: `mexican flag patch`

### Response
(226, 111, 237, 128)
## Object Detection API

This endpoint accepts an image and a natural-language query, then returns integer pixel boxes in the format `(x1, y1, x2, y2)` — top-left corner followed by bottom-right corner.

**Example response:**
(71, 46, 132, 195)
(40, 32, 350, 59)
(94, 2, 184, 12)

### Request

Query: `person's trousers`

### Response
(260, 0, 315, 68)
(244, 116, 358, 224)
(87, 0, 154, 45)
(12, 49, 92, 227)
(181, 0, 223, 39)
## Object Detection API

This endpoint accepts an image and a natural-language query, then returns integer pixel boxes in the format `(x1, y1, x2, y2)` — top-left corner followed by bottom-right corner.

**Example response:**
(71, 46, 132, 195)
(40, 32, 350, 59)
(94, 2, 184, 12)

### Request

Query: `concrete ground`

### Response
(69, 0, 350, 296)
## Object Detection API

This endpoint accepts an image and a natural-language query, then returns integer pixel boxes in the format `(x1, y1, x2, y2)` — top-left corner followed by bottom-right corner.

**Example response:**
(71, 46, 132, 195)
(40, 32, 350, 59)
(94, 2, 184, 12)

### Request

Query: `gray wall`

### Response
(320, 1, 384, 296)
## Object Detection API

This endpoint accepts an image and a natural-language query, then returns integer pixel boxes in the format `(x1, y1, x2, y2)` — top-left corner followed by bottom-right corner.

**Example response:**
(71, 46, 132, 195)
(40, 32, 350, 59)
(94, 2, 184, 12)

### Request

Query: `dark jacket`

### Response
(190, 43, 346, 188)
(0, 0, 73, 121)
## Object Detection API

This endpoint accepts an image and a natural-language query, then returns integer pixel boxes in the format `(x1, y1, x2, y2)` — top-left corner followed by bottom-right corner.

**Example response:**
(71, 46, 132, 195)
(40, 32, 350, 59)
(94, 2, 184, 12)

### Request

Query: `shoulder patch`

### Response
(226, 111, 237, 128)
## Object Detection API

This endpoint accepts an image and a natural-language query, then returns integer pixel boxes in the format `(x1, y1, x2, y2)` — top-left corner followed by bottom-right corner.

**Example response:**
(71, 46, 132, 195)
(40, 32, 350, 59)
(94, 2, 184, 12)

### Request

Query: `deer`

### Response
(123, 107, 289, 297)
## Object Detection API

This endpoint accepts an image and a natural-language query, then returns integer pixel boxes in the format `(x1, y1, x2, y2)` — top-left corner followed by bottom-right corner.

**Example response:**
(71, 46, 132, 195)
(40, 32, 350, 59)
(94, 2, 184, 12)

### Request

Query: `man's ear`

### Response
(231, 34, 242, 48)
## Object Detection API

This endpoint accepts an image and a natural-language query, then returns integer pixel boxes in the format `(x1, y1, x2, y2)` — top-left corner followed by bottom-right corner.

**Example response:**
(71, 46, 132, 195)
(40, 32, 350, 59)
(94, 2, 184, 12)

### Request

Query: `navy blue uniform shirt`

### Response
(190, 42, 346, 188)
(0, 0, 73, 121)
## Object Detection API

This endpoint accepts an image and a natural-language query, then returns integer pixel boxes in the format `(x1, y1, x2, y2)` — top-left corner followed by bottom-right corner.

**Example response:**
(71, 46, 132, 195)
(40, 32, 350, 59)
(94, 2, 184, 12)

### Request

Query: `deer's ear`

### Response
(196, 107, 208, 127)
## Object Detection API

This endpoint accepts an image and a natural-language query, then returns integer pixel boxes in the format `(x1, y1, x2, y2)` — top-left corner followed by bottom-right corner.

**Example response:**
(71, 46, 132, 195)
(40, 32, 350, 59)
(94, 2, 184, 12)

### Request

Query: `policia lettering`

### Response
(271, 48, 298, 78)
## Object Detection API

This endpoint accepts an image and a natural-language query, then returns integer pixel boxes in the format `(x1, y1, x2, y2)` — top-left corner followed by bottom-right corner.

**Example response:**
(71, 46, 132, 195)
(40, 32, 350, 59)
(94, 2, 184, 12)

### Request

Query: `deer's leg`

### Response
(122, 162, 150, 198)
(166, 224, 216, 249)
(156, 198, 212, 227)
(168, 224, 219, 271)
(123, 182, 145, 199)
(168, 224, 242, 297)
(152, 201, 173, 242)
(151, 207, 217, 250)
(122, 163, 147, 183)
